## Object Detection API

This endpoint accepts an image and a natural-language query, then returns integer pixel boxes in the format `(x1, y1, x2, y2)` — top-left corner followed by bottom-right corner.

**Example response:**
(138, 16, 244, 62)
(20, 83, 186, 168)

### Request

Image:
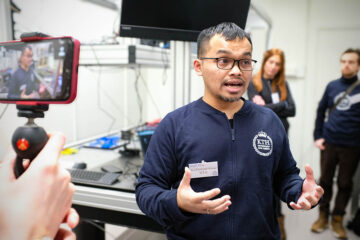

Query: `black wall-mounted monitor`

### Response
(119, 0, 250, 42)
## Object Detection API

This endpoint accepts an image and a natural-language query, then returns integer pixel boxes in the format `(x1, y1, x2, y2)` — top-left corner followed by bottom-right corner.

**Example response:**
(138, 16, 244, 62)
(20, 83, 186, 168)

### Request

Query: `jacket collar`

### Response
(340, 75, 358, 84)
(194, 97, 251, 117)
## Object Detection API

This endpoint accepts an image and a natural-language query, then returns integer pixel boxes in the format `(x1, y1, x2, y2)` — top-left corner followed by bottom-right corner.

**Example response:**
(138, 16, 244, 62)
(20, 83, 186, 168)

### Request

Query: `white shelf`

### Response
(73, 185, 143, 215)
(79, 44, 170, 68)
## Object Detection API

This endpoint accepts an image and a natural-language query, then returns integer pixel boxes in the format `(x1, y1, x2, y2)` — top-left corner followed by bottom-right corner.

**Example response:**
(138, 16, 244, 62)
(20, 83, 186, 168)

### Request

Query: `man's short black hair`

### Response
(21, 45, 32, 55)
(197, 22, 252, 58)
(342, 48, 360, 65)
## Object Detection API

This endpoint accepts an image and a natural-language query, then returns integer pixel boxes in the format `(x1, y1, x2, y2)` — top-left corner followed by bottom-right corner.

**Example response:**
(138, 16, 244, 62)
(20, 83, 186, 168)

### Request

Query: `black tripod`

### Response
(12, 104, 49, 178)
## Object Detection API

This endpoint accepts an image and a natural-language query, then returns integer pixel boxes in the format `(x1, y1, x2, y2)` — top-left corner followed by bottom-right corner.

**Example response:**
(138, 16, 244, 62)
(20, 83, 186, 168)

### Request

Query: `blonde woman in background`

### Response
(248, 48, 296, 240)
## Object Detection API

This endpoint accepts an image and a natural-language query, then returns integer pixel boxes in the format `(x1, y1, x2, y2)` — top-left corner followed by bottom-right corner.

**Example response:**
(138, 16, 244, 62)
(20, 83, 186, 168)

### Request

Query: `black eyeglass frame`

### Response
(199, 57, 257, 71)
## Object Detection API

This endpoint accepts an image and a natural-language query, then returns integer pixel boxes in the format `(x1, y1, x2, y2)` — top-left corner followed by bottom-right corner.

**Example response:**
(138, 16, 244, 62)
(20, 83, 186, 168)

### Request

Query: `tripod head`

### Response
(12, 104, 49, 178)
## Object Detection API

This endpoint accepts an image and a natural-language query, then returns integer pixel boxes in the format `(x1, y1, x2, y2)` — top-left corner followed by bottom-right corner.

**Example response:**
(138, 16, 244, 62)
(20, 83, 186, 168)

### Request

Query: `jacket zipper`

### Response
(226, 114, 236, 240)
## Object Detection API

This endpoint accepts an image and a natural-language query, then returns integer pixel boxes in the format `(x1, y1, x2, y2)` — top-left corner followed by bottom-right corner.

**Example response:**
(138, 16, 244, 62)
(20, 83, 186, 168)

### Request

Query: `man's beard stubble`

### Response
(217, 95, 243, 102)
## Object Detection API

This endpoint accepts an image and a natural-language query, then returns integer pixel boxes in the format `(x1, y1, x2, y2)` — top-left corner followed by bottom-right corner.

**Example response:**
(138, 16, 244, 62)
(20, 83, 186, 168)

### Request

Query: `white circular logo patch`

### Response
(334, 92, 351, 111)
(253, 131, 273, 156)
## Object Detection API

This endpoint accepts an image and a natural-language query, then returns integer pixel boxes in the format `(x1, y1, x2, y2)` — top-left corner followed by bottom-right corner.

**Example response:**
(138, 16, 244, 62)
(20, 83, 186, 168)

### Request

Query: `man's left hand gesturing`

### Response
(290, 165, 324, 210)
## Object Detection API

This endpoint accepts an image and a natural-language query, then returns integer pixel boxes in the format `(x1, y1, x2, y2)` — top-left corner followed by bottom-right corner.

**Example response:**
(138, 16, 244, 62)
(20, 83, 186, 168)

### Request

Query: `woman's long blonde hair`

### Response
(252, 48, 287, 100)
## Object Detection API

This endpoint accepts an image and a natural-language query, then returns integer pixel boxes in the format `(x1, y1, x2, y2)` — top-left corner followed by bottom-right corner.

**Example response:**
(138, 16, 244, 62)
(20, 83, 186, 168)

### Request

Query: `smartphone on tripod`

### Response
(0, 36, 80, 104)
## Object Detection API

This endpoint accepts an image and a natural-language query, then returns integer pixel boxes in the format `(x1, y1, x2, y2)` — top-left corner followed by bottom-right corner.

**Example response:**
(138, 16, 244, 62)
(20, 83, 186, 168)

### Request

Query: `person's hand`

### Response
(51, 208, 79, 240)
(20, 89, 39, 99)
(0, 132, 78, 240)
(314, 138, 325, 150)
(62, 208, 79, 230)
(176, 167, 231, 215)
(39, 83, 46, 94)
(54, 228, 76, 240)
(290, 165, 324, 210)
(252, 95, 265, 105)
(54, 225, 77, 240)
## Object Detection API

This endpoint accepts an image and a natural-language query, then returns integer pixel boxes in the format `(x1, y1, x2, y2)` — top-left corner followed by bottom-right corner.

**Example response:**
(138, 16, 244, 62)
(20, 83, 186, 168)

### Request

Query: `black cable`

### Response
(0, 104, 9, 120)
(133, 67, 143, 124)
(161, 47, 169, 85)
(138, 70, 161, 117)
(96, 67, 116, 132)
(122, 160, 142, 175)
(90, 45, 120, 132)
(112, 11, 120, 37)
(83, 66, 136, 127)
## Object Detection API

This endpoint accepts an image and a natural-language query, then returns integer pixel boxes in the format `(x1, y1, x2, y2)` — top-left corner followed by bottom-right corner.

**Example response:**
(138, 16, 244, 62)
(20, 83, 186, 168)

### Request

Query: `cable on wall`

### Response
(90, 45, 118, 132)
(0, 104, 9, 120)
(133, 66, 143, 124)
(96, 67, 117, 132)
(161, 47, 169, 85)
(138, 70, 162, 118)
(83, 66, 137, 127)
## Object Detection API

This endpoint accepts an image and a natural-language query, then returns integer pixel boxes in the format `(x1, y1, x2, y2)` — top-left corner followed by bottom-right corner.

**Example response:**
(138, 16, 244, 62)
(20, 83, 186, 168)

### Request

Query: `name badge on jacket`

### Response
(271, 92, 280, 103)
(189, 161, 218, 178)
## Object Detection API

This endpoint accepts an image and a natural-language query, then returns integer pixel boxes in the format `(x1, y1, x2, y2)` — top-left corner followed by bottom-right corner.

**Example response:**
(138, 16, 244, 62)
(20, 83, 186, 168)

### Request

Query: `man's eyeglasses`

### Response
(200, 57, 257, 71)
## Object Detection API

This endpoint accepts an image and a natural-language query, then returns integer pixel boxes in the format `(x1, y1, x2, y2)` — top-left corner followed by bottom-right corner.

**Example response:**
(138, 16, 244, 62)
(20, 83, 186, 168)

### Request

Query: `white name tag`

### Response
(189, 160, 218, 178)
(271, 92, 280, 103)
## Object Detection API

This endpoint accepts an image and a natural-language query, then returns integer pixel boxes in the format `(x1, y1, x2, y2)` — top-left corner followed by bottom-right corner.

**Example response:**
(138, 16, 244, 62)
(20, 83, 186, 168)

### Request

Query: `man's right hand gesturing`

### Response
(176, 167, 231, 215)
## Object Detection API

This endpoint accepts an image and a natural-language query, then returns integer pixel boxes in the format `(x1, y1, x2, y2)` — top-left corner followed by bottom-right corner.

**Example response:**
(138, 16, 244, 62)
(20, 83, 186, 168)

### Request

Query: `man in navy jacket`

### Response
(311, 48, 360, 239)
(136, 22, 324, 240)
(8, 46, 41, 99)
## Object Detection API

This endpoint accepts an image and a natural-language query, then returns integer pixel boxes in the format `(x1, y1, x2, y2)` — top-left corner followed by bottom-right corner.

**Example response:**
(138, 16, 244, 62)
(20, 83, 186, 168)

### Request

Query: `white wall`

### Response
(11, 0, 120, 43)
(0, 0, 12, 42)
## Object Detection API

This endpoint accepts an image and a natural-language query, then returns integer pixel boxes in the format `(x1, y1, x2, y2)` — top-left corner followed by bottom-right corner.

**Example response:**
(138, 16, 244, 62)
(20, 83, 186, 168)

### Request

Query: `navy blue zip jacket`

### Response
(314, 75, 360, 146)
(136, 98, 303, 240)
(8, 66, 39, 99)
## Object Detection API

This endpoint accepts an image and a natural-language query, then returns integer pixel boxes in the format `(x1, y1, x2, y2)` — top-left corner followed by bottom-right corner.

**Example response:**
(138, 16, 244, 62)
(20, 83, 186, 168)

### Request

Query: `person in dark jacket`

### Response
(247, 48, 296, 240)
(247, 48, 295, 132)
(311, 48, 360, 239)
(8, 45, 43, 99)
(136, 22, 324, 240)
